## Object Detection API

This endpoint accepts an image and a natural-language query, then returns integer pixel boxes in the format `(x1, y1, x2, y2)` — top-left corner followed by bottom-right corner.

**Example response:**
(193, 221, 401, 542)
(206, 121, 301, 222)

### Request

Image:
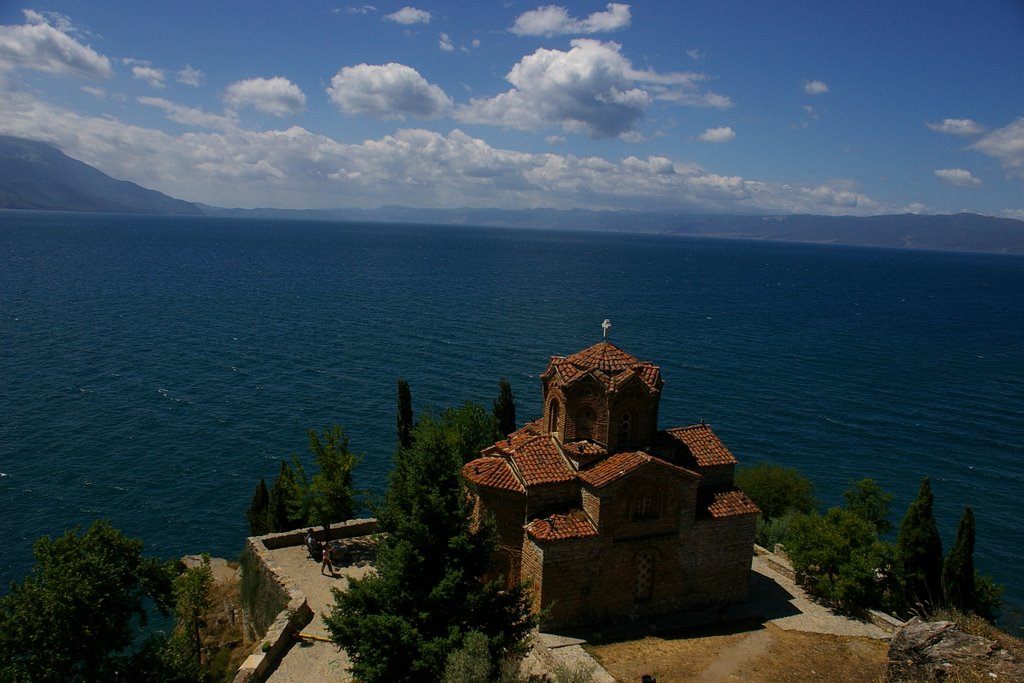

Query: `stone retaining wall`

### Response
(233, 518, 378, 683)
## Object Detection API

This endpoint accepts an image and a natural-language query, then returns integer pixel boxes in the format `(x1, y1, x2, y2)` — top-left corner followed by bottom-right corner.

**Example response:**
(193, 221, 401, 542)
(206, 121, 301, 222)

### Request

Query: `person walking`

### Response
(321, 545, 336, 577)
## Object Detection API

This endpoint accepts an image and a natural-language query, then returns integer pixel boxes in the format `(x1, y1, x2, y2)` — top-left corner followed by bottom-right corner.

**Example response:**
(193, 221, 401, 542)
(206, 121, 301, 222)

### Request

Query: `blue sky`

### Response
(1, 1, 1022, 217)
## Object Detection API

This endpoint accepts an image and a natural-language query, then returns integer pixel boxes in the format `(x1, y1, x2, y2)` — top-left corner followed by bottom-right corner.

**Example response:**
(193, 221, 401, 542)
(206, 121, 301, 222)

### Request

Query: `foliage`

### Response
(173, 555, 215, 674)
(896, 477, 944, 611)
(735, 461, 817, 520)
(843, 478, 894, 535)
(246, 478, 273, 536)
(493, 379, 517, 437)
(754, 508, 800, 549)
(324, 404, 534, 683)
(441, 630, 493, 683)
(786, 508, 895, 612)
(268, 460, 303, 532)
(0, 520, 175, 682)
(397, 378, 414, 450)
(942, 507, 976, 613)
(973, 572, 1004, 623)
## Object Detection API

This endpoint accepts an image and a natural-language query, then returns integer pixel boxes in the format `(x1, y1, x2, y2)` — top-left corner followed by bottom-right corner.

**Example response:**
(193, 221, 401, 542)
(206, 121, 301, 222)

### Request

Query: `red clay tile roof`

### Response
(508, 435, 576, 486)
(578, 450, 695, 488)
(563, 440, 606, 457)
(463, 457, 525, 494)
(663, 424, 737, 467)
(707, 490, 760, 518)
(525, 511, 598, 541)
(547, 341, 661, 393)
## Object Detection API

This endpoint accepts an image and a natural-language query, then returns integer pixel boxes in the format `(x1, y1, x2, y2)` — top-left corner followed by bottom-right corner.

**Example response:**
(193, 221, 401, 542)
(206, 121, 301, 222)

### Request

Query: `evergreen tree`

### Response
(268, 460, 302, 532)
(942, 506, 976, 613)
(306, 425, 360, 530)
(397, 378, 414, 450)
(493, 379, 516, 437)
(896, 477, 944, 611)
(246, 478, 273, 536)
(843, 478, 894, 535)
(324, 405, 534, 683)
(0, 521, 175, 682)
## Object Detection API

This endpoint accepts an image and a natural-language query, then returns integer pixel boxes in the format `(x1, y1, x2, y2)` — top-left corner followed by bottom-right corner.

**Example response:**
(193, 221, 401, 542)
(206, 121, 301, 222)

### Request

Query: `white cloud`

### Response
(345, 5, 377, 14)
(177, 65, 203, 87)
(0, 88, 891, 215)
(510, 3, 631, 36)
(224, 77, 306, 116)
(439, 33, 454, 52)
(803, 79, 828, 95)
(326, 63, 452, 119)
(926, 118, 984, 136)
(697, 126, 735, 143)
(458, 39, 730, 139)
(686, 48, 703, 61)
(138, 96, 237, 131)
(81, 85, 105, 98)
(1001, 208, 1024, 220)
(970, 117, 1024, 176)
(132, 65, 166, 88)
(934, 168, 981, 187)
(384, 7, 431, 25)
(0, 12, 112, 79)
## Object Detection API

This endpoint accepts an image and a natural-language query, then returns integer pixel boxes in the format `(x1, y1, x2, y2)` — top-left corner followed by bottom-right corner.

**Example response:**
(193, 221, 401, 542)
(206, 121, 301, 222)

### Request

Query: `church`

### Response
(463, 333, 759, 627)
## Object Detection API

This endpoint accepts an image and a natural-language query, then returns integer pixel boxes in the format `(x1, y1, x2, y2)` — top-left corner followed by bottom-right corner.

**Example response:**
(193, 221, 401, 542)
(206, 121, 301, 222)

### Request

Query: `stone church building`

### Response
(463, 339, 759, 627)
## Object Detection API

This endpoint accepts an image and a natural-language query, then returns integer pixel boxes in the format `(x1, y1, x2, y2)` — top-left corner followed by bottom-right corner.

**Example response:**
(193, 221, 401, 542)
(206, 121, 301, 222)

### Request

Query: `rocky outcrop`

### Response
(886, 617, 1020, 681)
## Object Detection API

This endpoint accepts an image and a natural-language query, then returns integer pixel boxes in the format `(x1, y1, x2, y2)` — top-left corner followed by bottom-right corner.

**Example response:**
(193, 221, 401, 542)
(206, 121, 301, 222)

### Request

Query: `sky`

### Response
(1, 1, 1023, 218)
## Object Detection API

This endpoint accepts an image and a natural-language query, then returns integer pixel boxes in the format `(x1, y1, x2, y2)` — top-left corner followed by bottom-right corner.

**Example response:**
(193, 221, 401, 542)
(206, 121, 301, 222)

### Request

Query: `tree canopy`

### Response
(324, 404, 533, 682)
(735, 461, 817, 520)
(843, 478, 894, 535)
(0, 520, 175, 682)
(896, 477, 944, 611)
(493, 379, 516, 437)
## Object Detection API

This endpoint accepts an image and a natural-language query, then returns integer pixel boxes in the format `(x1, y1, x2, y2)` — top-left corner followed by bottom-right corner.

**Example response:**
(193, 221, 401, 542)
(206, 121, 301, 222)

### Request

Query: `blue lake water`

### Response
(2, 211, 1022, 621)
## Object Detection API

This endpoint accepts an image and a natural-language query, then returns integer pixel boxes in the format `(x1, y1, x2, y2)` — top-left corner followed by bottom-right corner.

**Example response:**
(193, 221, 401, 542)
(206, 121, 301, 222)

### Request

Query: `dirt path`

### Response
(695, 628, 773, 682)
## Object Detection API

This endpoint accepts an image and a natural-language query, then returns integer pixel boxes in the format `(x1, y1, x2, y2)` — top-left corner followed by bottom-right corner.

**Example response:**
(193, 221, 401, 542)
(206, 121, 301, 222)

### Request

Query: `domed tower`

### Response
(541, 340, 663, 453)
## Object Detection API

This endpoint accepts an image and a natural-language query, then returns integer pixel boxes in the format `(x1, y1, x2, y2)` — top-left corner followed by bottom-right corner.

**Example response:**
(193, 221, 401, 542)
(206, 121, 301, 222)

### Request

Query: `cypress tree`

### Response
(246, 478, 272, 536)
(896, 477, 944, 611)
(493, 379, 516, 437)
(268, 461, 302, 532)
(397, 379, 414, 450)
(942, 506, 976, 613)
(324, 405, 533, 682)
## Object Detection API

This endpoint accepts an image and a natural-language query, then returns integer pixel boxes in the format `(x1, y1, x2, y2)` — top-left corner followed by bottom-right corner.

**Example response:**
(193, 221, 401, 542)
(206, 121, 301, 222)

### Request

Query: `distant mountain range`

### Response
(2, 135, 1023, 254)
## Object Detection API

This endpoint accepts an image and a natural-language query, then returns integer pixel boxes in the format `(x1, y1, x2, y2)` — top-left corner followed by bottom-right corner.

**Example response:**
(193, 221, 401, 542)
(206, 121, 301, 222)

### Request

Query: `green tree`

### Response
(397, 378, 414, 450)
(843, 478, 894, 535)
(174, 555, 214, 674)
(493, 379, 517, 437)
(942, 506, 976, 613)
(786, 508, 894, 612)
(246, 478, 273, 536)
(324, 404, 534, 683)
(268, 460, 303, 532)
(896, 477, 944, 611)
(305, 425, 360, 530)
(735, 461, 817, 521)
(0, 520, 175, 682)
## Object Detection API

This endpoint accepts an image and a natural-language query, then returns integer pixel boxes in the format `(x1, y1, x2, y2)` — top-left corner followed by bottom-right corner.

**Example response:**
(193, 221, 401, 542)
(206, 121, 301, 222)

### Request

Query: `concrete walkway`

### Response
(257, 549, 889, 681)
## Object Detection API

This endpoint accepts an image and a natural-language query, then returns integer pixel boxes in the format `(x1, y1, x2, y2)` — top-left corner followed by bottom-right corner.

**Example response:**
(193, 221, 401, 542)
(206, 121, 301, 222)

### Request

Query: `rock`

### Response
(886, 617, 1017, 681)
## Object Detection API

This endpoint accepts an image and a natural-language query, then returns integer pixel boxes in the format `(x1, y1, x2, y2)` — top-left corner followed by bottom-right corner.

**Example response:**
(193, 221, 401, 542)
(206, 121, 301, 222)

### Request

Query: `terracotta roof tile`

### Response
(663, 424, 737, 467)
(463, 457, 525, 494)
(525, 511, 598, 541)
(508, 435, 575, 486)
(547, 341, 661, 393)
(707, 489, 760, 518)
(578, 450, 652, 488)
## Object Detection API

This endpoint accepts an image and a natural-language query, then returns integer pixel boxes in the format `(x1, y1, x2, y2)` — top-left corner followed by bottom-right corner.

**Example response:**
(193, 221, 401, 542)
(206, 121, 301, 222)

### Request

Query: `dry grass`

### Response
(586, 622, 889, 683)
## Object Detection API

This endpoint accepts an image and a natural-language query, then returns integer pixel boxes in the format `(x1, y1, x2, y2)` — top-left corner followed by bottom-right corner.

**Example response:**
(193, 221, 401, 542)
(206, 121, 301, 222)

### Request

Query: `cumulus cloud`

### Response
(327, 63, 452, 119)
(177, 65, 203, 87)
(0, 11, 112, 79)
(510, 3, 631, 36)
(384, 7, 431, 24)
(803, 79, 828, 95)
(934, 168, 981, 187)
(926, 118, 984, 136)
(0, 87, 891, 214)
(697, 126, 735, 143)
(970, 117, 1024, 175)
(458, 39, 730, 139)
(138, 96, 237, 131)
(224, 77, 306, 116)
(439, 33, 454, 52)
(132, 65, 166, 88)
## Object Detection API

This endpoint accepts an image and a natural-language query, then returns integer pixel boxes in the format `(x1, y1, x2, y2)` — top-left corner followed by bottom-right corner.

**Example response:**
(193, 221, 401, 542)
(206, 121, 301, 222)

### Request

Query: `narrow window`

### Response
(548, 399, 560, 434)
(636, 551, 654, 601)
(632, 493, 654, 519)
(620, 412, 632, 441)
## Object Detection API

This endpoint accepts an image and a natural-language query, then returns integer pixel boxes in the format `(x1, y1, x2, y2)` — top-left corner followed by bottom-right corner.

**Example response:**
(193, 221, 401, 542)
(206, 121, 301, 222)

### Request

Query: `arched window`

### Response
(635, 550, 654, 601)
(548, 399, 560, 434)
(577, 407, 595, 440)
